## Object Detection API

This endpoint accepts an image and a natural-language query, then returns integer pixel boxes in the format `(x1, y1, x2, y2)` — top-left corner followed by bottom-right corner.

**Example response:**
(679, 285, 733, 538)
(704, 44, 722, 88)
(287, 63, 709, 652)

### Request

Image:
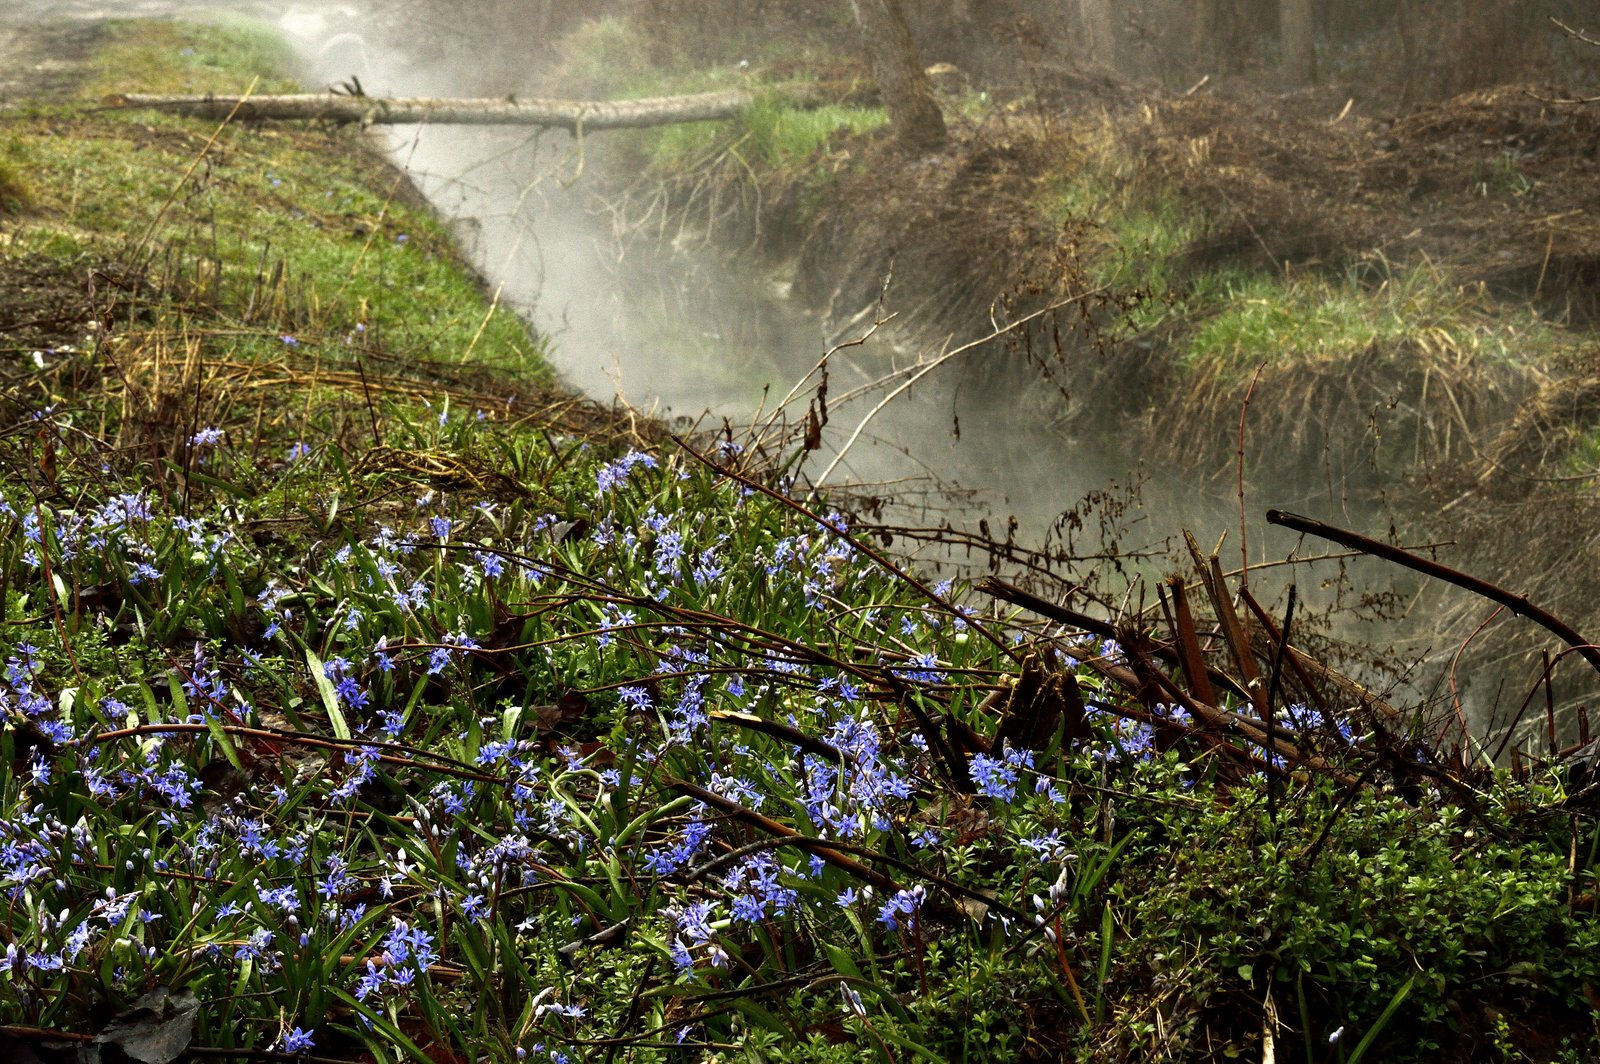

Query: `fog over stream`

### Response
(283, 5, 1483, 721)
(7, 1, 1488, 712)
(0, 0, 1365, 561)
(276, 6, 1253, 549)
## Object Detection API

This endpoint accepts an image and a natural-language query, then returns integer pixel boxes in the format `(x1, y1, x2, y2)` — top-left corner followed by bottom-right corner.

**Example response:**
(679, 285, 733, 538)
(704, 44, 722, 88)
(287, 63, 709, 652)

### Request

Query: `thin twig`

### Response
(1264, 586, 1296, 835)
(1442, 605, 1505, 747)
(1238, 363, 1265, 607)
(815, 292, 1087, 484)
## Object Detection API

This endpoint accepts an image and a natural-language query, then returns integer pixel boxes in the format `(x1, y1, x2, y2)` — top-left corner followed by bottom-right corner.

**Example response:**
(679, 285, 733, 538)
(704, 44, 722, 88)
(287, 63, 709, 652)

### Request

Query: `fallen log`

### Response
(104, 83, 850, 130)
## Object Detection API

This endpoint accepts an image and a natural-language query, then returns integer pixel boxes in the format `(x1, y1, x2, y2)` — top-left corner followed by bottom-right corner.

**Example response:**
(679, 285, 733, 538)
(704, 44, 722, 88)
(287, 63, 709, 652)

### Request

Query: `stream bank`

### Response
(508, 13, 1600, 733)
(265, 4, 1600, 733)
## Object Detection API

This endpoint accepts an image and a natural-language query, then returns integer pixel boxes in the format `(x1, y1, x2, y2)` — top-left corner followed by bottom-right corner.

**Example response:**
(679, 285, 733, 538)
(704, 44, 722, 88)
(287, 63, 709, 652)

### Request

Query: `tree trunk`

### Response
(106, 85, 845, 130)
(1193, 0, 1246, 75)
(849, 0, 946, 153)
(1280, 0, 1316, 84)
(1079, 0, 1118, 71)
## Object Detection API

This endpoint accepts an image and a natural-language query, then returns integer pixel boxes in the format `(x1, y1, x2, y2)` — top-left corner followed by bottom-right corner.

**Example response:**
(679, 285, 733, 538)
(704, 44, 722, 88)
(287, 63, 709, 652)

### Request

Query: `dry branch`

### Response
(105, 84, 849, 130)
(1267, 509, 1600, 680)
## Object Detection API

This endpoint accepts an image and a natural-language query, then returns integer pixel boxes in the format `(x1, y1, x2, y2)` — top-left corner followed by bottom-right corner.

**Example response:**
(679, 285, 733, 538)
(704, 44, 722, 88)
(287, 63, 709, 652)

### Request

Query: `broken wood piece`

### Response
(992, 650, 1092, 753)
(1208, 552, 1267, 719)
(1164, 576, 1217, 707)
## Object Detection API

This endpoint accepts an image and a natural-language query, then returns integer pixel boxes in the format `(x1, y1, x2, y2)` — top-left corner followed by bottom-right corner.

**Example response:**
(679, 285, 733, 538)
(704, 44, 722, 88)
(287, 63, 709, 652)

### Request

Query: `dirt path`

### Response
(0, 1, 284, 103)
(0, 20, 106, 102)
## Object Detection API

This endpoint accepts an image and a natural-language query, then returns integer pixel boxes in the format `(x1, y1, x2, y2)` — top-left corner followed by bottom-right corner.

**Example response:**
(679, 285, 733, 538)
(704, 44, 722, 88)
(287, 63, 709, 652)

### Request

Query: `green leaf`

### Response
(1345, 974, 1415, 1064)
(501, 704, 522, 741)
(326, 987, 433, 1064)
(875, 1025, 951, 1062)
(730, 996, 786, 1034)
(161, 458, 250, 498)
(221, 562, 245, 618)
(822, 942, 864, 981)
(1076, 834, 1134, 903)
(549, 877, 612, 918)
(165, 671, 189, 718)
(304, 646, 350, 740)
(205, 712, 244, 772)
(1097, 902, 1115, 1024)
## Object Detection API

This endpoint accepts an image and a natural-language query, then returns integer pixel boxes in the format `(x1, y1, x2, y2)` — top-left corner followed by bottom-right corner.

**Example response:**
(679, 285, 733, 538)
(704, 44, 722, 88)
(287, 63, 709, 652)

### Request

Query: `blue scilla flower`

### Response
(596, 450, 657, 492)
(653, 529, 684, 572)
(692, 550, 725, 586)
(282, 1027, 315, 1054)
(723, 852, 796, 923)
(969, 752, 1018, 800)
(893, 652, 943, 685)
(644, 811, 712, 876)
(877, 885, 925, 932)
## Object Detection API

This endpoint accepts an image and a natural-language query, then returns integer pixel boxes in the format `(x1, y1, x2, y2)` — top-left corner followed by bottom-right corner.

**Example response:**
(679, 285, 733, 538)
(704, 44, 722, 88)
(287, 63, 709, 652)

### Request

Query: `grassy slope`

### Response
(4, 17, 1600, 1064)
(4, 19, 548, 388)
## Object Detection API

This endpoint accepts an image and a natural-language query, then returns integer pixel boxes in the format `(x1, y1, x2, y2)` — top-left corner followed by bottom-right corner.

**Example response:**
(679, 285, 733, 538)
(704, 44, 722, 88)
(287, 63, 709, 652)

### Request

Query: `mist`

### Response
(272, 5, 1262, 559)
(267, 2, 1450, 683)
(267, 1, 1600, 733)
(17, 0, 1590, 725)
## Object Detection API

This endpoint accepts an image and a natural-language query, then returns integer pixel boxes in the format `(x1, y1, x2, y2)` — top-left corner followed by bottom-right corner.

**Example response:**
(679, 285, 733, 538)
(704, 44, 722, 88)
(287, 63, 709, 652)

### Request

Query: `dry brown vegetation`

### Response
(538, 0, 1600, 733)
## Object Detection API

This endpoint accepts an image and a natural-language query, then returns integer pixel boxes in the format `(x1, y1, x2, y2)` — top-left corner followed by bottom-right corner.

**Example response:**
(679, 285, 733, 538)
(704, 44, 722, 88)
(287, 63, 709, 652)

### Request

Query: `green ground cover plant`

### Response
(4, 15, 1600, 1064)
(1033, 141, 1562, 386)
(8, 392, 1600, 1063)
(547, 14, 885, 196)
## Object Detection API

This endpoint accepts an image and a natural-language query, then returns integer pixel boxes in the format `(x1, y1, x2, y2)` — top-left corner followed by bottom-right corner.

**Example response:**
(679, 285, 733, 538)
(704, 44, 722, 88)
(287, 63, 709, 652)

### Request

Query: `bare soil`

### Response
(1140, 84, 1600, 321)
(0, 20, 104, 104)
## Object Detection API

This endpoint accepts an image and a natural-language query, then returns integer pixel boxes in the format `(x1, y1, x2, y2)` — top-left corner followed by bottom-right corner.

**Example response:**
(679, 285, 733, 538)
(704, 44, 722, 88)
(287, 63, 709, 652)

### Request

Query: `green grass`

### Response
(551, 15, 667, 97)
(638, 94, 885, 190)
(6, 18, 548, 382)
(1039, 161, 1561, 384)
(1032, 135, 1565, 387)
(550, 15, 884, 180)
(1036, 157, 1208, 309)
(739, 94, 886, 168)
(1182, 262, 1559, 378)
(87, 16, 303, 97)
(0, 138, 34, 215)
